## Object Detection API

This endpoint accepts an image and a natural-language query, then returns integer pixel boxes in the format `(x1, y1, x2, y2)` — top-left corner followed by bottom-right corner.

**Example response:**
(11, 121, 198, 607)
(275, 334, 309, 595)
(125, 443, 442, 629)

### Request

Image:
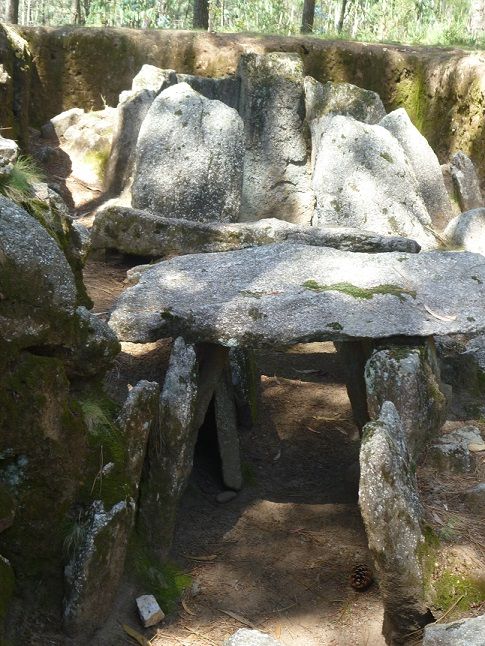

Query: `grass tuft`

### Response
(0, 156, 44, 203)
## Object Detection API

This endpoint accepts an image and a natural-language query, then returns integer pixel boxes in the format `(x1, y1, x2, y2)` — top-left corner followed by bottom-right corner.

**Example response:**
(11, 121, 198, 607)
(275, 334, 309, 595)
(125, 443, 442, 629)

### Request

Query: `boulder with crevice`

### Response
(365, 342, 447, 458)
(444, 207, 485, 254)
(450, 151, 483, 213)
(304, 77, 386, 124)
(360, 401, 434, 644)
(238, 52, 314, 225)
(311, 115, 438, 248)
(380, 108, 453, 231)
(132, 83, 244, 223)
(91, 205, 421, 258)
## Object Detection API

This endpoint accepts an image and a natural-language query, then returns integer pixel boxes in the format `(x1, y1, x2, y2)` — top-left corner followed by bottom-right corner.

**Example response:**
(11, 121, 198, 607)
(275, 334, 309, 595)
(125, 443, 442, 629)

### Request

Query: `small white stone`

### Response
(136, 594, 165, 628)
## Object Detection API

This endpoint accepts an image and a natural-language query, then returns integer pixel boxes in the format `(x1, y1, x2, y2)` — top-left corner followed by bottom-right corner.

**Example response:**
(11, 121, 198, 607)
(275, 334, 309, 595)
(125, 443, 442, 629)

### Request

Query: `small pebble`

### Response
(216, 490, 238, 504)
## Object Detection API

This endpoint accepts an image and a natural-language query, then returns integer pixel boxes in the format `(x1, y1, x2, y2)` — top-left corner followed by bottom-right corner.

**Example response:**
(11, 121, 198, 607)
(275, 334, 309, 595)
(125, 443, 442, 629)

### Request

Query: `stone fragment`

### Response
(444, 207, 485, 254)
(105, 89, 157, 198)
(216, 490, 238, 503)
(304, 77, 386, 124)
(311, 115, 438, 249)
(463, 483, 485, 514)
(132, 83, 244, 223)
(365, 342, 446, 457)
(423, 613, 485, 645)
(224, 628, 284, 645)
(360, 401, 433, 643)
(0, 134, 18, 178)
(450, 151, 483, 212)
(64, 499, 136, 635)
(238, 52, 314, 225)
(215, 367, 243, 491)
(0, 195, 77, 351)
(40, 107, 84, 140)
(131, 64, 177, 93)
(427, 426, 484, 473)
(91, 205, 421, 257)
(109, 244, 485, 347)
(136, 594, 165, 628)
(435, 333, 485, 417)
(380, 109, 453, 231)
(177, 73, 240, 109)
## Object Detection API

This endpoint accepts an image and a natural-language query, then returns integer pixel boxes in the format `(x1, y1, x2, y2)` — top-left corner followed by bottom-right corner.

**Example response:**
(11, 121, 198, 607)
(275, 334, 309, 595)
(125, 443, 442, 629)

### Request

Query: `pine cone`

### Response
(350, 563, 373, 591)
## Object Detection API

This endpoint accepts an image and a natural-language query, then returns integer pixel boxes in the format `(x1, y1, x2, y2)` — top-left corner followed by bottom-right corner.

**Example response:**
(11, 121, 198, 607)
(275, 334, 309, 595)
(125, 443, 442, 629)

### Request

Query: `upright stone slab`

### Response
(444, 207, 485, 254)
(450, 151, 483, 212)
(380, 108, 453, 231)
(238, 52, 314, 225)
(304, 77, 386, 124)
(365, 341, 446, 458)
(311, 115, 438, 249)
(334, 340, 374, 430)
(132, 83, 244, 223)
(360, 401, 433, 644)
(177, 73, 240, 110)
(131, 64, 177, 94)
(214, 367, 243, 491)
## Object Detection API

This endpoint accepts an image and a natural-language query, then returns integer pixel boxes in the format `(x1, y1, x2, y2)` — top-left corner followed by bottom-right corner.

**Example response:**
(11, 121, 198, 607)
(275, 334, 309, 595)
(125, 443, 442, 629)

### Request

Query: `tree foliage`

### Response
(0, 0, 483, 48)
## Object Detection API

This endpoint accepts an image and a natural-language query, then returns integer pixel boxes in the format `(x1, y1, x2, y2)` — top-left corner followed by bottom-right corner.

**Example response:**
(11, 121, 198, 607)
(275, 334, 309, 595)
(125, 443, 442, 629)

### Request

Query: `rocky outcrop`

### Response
(360, 401, 433, 644)
(132, 83, 244, 222)
(380, 108, 453, 231)
(109, 244, 485, 347)
(238, 52, 314, 225)
(444, 207, 485, 254)
(91, 205, 421, 257)
(310, 115, 438, 248)
(304, 77, 386, 124)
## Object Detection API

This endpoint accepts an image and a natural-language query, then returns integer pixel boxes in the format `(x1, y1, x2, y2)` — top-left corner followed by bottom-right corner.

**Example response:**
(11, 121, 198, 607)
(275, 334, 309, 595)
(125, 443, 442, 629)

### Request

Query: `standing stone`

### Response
(380, 109, 453, 231)
(230, 347, 260, 429)
(214, 367, 243, 491)
(311, 115, 438, 249)
(423, 614, 485, 645)
(238, 52, 314, 225)
(334, 340, 374, 430)
(304, 77, 386, 124)
(138, 337, 199, 554)
(450, 151, 483, 212)
(365, 341, 446, 458)
(360, 401, 434, 645)
(177, 73, 240, 110)
(440, 163, 462, 217)
(444, 207, 485, 254)
(105, 89, 157, 199)
(132, 83, 244, 223)
(131, 65, 177, 94)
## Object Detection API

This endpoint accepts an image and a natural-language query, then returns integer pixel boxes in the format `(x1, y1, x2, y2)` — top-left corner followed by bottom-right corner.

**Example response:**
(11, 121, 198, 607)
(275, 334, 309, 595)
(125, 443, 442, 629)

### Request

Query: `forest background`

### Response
(1, 0, 484, 50)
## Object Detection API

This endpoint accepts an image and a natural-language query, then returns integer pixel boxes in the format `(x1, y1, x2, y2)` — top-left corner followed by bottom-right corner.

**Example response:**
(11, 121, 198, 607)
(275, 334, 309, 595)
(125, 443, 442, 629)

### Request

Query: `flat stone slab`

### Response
(109, 244, 485, 347)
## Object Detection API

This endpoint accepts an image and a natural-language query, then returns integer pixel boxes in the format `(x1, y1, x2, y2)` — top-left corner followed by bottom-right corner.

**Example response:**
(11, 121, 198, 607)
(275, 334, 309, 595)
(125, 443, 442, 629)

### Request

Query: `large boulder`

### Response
(360, 401, 433, 644)
(304, 77, 386, 124)
(423, 614, 485, 645)
(310, 115, 438, 249)
(132, 83, 244, 223)
(91, 205, 421, 258)
(380, 109, 453, 231)
(450, 151, 483, 213)
(238, 52, 314, 225)
(0, 195, 77, 351)
(365, 343, 446, 458)
(444, 207, 485, 254)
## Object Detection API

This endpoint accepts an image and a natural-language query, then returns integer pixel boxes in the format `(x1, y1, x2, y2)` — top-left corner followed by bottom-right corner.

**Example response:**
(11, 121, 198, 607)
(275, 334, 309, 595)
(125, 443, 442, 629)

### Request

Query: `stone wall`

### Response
(0, 25, 484, 185)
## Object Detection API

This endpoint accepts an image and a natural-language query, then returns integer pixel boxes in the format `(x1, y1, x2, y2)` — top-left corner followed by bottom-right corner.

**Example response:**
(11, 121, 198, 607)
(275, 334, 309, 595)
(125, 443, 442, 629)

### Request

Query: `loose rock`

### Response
(224, 628, 283, 645)
(427, 426, 484, 473)
(132, 83, 244, 223)
(444, 207, 485, 254)
(136, 594, 165, 628)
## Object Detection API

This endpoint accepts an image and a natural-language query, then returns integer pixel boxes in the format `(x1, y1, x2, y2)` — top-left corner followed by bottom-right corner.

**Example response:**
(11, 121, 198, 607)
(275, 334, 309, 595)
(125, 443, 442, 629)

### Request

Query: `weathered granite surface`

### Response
(423, 613, 485, 645)
(450, 151, 483, 213)
(444, 208, 485, 255)
(91, 206, 421, 257)
(109, 244, 485, 347)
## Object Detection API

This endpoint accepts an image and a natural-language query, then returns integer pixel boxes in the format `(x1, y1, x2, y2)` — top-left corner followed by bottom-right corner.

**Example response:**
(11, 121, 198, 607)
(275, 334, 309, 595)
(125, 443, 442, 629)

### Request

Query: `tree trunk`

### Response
(469, 0, 485, 36)
(337, 0, 349, 33)
(6, 0, 19, 23)
(300, 0, 316, 34)
(72, 0, 82, 24)
(193, 0, 209, 29)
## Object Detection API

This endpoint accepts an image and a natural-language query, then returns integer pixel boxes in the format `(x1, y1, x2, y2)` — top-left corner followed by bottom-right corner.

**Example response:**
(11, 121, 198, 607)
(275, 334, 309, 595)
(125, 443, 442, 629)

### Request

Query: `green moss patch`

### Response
(302, 280, 416, 302)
